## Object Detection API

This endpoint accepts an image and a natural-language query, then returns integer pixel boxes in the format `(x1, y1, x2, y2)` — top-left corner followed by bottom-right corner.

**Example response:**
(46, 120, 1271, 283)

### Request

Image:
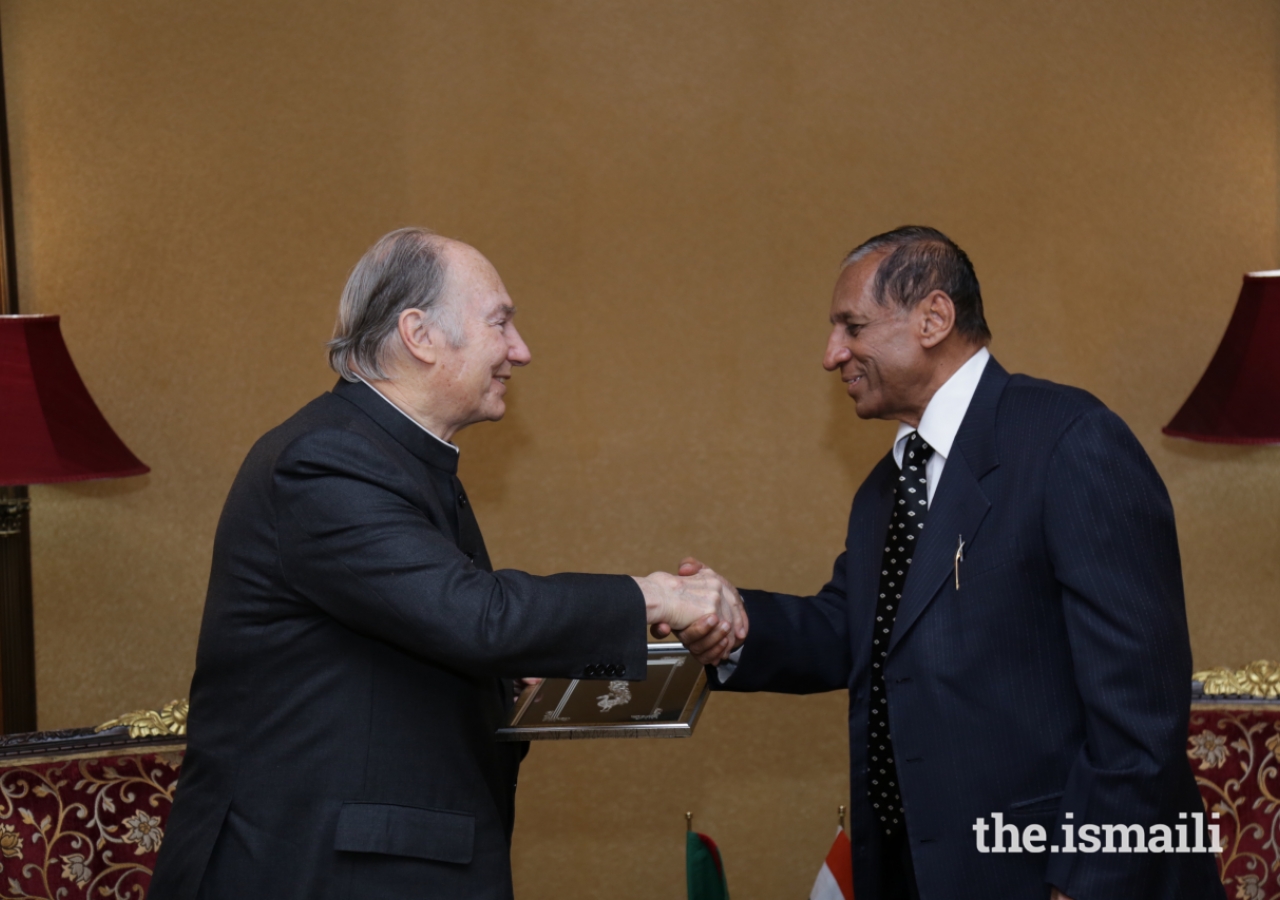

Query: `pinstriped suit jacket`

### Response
(719, 358, 1225, 900)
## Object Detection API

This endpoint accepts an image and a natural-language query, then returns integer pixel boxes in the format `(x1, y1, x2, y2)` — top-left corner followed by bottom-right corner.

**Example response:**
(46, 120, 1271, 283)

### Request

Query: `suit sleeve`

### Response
(713, 543, 854, 695)
(1041, 408, 1194, 897)
(272, 426, 648, 681)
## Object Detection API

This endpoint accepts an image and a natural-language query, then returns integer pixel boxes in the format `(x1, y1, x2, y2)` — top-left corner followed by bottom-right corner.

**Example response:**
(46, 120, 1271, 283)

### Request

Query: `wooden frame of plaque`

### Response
(495, 643, 710, 740)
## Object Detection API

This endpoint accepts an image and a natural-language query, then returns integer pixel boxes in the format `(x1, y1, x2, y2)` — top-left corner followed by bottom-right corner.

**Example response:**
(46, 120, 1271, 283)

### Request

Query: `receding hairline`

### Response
(437, 241, 517, 318)
(436, 239, 493, 289)
(838, 238, 959, 304)
(437, 238, 500, 273)
(840, 243, 891, 270)
(835, 225, 992, 342)
(829, 248, 893, 322)
(841, 238, 955, 272)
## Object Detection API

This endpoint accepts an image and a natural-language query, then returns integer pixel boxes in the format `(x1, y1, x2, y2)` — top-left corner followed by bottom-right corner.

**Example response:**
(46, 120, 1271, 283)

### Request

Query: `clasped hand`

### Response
(633, 557, 747, 665)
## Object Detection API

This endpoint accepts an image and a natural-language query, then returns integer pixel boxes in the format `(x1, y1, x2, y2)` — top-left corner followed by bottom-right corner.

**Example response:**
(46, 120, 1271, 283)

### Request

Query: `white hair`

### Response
(327, 227, 465, 381)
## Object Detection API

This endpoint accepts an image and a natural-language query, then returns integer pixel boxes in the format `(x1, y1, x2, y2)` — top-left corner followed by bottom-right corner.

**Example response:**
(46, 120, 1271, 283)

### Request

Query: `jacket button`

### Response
(616, 665, 626, 677)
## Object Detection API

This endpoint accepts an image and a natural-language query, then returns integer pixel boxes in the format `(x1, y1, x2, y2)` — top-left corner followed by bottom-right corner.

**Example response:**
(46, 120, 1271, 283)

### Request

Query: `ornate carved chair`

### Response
(0, 701, 185, 900)
(1191, 662, 1280, 900)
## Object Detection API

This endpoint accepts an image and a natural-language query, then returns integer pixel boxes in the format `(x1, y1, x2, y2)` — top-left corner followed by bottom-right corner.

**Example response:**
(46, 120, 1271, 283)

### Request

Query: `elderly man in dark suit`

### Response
(672, 227, 1224, 900)
(149, 227, 746, 900)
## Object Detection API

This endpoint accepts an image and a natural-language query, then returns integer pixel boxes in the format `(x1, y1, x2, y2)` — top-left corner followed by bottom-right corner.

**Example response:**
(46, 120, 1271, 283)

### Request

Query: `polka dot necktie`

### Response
(867, 431, 934, 839)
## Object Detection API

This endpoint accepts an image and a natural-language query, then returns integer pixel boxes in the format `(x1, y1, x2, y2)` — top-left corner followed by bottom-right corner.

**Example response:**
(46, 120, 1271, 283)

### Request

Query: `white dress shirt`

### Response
(890, 346, 990, 509)
(717, 347, 991, 681)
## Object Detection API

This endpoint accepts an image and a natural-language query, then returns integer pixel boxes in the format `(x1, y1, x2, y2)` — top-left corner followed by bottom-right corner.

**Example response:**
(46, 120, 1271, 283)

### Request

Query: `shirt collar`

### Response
(354, 375, 460, 456)
(892, 347, 991, 469)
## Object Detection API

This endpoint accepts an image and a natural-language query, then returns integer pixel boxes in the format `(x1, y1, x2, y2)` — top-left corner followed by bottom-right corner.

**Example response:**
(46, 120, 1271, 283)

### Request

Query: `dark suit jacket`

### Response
(716, 359, 1224, 900)
(149, 380, 647, 900)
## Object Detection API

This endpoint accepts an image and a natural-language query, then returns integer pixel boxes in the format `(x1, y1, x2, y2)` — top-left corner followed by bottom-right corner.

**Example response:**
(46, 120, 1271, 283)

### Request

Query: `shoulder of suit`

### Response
(999, 372, 1111, 423)
(992, 372, 1142, 457)
(243, 391, 408, 478)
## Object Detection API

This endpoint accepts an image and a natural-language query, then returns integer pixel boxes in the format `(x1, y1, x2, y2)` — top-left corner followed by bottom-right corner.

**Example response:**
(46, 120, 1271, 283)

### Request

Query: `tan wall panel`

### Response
(3, 2, 1277, 897)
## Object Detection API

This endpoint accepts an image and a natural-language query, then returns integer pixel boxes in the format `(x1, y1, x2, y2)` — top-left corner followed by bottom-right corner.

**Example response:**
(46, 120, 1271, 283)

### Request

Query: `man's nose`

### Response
(823, 329, 850, 371)
(508, 324, 532, 366)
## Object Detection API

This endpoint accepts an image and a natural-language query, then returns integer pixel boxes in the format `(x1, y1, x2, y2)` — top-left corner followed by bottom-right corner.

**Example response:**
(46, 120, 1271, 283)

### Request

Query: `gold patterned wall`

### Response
(3, 2, 1278, 897)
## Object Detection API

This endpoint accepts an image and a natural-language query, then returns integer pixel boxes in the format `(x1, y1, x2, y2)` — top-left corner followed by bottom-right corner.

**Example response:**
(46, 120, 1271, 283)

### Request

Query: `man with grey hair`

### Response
(150, 227, 746, 900)
(672, 227, 1222, 900)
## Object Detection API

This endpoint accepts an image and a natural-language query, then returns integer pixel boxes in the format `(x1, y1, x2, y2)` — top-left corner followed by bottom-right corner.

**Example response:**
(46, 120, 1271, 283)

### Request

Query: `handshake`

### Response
(632, 557, 748, 666)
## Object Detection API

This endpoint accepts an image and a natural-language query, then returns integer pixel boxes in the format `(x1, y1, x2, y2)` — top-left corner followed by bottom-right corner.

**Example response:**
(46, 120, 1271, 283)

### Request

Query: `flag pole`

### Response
(686, 812, 693, 832)
(838, 806, 845, 830)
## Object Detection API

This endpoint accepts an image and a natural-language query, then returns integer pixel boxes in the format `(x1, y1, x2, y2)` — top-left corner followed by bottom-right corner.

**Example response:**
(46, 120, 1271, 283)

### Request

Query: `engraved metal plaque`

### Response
(495, 643, 710, 740)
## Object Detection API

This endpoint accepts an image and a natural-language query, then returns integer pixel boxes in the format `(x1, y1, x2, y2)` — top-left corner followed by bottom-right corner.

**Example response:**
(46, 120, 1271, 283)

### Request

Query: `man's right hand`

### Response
(641, 557, 748, 666)
(633, 566, 747, 665)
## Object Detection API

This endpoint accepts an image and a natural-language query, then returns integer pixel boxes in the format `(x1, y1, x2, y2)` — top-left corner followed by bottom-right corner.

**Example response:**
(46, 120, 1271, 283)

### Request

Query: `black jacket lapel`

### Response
(886, 358, 1008, 655)
(886, 443, 990, 655)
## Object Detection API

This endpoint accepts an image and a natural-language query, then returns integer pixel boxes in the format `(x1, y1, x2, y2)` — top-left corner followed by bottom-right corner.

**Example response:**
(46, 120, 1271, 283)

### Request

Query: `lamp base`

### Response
(0, 485, 36, 734)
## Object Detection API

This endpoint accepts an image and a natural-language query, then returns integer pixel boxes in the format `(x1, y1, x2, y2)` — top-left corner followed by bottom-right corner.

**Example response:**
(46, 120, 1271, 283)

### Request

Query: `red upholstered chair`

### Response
(0, 701, 185, 899)
(1190, 663, 1280, 900)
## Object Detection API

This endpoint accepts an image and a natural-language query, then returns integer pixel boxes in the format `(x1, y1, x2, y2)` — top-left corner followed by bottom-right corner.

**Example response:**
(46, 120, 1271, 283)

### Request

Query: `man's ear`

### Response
(398, 308, 438, 365)
(918, 290, 957, 349)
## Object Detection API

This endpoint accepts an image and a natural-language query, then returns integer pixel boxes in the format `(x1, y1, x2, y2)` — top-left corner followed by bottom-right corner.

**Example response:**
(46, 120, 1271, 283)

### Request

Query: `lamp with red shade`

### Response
(0, 315, 149, 733)
(1164, 270, 1280, 444)
(0, 30, 149, 734)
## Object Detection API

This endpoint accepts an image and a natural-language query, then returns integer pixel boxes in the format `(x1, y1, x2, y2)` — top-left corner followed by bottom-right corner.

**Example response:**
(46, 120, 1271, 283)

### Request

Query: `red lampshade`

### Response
(1163, 271, 1280, 445)
(0, 315, 149, 485)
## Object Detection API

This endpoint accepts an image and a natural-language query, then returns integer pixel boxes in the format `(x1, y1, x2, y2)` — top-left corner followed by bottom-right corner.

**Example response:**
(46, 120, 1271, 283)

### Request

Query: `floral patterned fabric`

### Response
(0, 751, 182, 900)
(1190, 703, 1280, 900)
(0, 707, 1271, 898)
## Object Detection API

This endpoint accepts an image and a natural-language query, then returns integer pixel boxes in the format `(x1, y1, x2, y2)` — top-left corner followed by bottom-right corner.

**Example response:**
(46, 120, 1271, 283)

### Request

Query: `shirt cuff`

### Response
(715, 646, 744, 683)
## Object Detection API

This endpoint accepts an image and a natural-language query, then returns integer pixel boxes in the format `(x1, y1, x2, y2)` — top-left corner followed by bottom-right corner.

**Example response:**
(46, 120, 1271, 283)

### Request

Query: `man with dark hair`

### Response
(672, 227, 1223, 900)
(844, 225, 990, 342)
(150, 229, 746, 900)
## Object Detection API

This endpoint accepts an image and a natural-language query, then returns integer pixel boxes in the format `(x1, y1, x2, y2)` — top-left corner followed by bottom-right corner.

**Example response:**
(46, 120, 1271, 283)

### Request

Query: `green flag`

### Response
(687, 830, 730, 900)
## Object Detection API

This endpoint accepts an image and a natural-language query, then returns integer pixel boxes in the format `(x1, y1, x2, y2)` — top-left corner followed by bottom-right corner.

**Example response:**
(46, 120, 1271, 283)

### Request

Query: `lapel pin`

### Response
(954, 535, 966, 590)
